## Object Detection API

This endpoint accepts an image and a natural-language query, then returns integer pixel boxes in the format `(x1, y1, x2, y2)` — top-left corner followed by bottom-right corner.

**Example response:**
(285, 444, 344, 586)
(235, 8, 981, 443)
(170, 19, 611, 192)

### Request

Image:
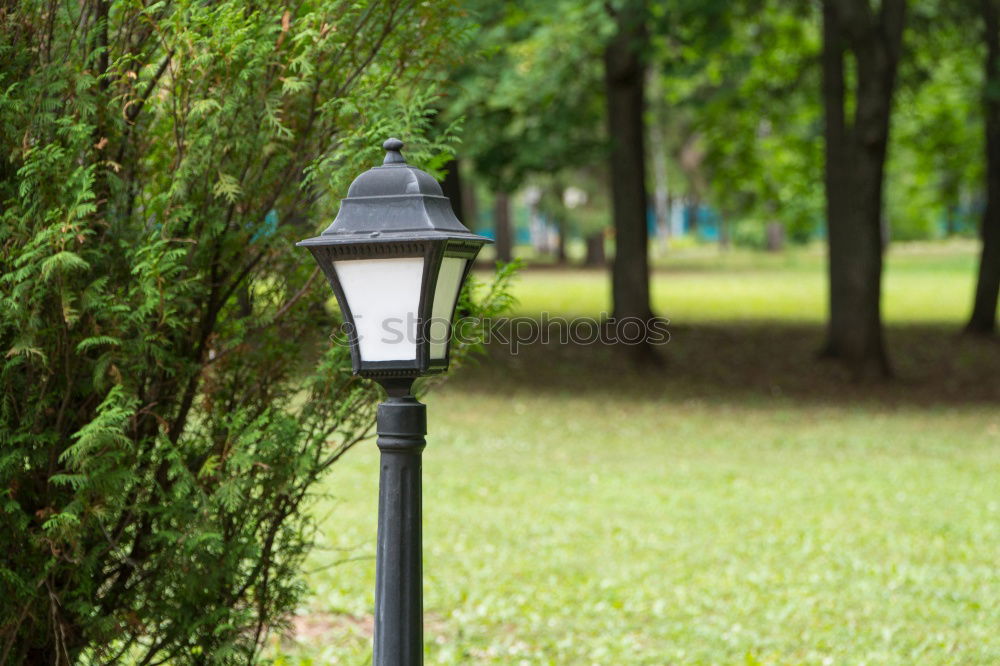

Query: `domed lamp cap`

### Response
(297, 137, 492, 245)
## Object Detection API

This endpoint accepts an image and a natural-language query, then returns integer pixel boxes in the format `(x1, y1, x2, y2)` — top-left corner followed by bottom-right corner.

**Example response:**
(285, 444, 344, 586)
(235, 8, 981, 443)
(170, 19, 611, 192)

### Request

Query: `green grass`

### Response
(509, 240, 981, 323)
(269, 241, 1000, 665)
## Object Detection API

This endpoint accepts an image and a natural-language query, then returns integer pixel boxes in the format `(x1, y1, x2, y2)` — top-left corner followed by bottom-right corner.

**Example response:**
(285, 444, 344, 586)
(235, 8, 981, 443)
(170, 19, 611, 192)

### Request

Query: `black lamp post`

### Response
(298, 138, 490, 665)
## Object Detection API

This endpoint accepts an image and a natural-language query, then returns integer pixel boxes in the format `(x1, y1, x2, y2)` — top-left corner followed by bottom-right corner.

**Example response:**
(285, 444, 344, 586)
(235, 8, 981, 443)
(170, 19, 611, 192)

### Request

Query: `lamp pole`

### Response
(297, 138, 491, 665)
(373, 379, 425, 666)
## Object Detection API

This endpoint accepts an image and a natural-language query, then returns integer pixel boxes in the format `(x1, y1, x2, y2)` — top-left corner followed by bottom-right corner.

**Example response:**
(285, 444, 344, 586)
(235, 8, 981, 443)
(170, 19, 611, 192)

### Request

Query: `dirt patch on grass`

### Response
(285, 610, 452, 646)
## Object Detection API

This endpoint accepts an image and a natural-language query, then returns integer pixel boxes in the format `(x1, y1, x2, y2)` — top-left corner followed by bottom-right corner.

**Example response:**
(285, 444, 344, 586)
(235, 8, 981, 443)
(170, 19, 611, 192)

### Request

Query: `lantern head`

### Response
(298, 138, 492, 379)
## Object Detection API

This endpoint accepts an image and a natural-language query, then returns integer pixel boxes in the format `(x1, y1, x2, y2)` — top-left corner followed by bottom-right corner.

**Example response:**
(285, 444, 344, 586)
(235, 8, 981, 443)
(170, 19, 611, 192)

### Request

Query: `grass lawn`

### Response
(269, 242, 1000, 665)
(509, 240, 980, 323)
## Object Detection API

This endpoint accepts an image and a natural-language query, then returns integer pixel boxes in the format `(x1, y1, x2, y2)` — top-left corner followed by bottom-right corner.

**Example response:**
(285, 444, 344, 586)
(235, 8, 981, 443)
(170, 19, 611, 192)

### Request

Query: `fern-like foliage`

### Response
(0, 1, 508, 663)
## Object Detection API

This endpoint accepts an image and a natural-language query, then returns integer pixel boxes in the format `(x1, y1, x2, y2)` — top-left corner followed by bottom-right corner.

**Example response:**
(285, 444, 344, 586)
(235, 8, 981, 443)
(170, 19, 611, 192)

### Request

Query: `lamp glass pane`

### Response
(429, 257, 467, 360)
(333, 257, 424, 362)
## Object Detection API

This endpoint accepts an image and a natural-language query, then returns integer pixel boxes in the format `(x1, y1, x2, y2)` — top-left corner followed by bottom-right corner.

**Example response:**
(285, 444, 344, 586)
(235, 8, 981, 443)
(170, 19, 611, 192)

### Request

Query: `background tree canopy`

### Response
(445, 0, 999, 371)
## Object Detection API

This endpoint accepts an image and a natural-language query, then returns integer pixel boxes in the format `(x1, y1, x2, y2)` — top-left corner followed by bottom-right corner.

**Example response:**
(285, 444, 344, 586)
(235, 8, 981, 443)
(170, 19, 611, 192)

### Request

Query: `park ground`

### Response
(270, 241, 999, 665)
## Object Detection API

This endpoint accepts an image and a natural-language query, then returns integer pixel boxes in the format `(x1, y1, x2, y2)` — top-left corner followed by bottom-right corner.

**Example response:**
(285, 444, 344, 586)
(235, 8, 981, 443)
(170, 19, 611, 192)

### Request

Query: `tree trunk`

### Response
(820, 0, 905, 379)
(550, 180, 569, 264)
(461, 170, 478, 231)
(92, 0, 111, 228)
(686, 196, 699, 234)
(585, 231, 606, 267)
(765, 222, 785, 252)
(440, 157, 465, 223)
(945, 202, 958, 237)
(556, 217, 568, 263)
(648, 71, 671, 252)
(494, 191, 513, 263)
(968, 0, 1000, 335)
(719, 217, 731, 250)
(605, 0, 652, 321)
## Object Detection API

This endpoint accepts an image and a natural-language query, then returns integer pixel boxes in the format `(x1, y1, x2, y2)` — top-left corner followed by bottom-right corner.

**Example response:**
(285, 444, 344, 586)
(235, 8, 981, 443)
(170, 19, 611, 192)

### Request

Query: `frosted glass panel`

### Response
(429, 257, 467, 360)
(334, 257, 424, 362)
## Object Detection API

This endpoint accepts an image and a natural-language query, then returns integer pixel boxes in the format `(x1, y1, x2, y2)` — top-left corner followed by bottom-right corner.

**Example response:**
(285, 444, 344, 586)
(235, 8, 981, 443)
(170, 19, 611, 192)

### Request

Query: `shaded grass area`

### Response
(473, 323, 1000, 407)
(271, 244, 999, 665)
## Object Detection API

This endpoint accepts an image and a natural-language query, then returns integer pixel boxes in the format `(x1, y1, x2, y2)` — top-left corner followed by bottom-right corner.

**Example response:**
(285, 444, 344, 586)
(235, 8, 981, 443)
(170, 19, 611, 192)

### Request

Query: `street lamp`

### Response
(298, 138, 490, 665)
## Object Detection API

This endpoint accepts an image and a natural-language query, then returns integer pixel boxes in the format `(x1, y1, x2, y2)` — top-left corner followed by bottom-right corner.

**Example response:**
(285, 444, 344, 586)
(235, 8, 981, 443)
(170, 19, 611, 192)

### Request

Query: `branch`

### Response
(216, 248, 268, 311)
(204, 267, 321, 367)
(116, 48, 174, 166)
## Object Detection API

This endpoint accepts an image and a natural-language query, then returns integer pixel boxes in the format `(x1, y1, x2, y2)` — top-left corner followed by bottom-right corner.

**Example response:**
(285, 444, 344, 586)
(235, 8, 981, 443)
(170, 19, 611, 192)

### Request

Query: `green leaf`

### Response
(40, 251, 90, 280)
(75, 336, 122, 353)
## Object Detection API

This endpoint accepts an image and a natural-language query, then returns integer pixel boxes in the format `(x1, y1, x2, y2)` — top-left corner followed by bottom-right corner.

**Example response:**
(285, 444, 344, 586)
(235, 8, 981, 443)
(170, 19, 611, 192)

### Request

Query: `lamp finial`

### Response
(383, 138, 405, 165)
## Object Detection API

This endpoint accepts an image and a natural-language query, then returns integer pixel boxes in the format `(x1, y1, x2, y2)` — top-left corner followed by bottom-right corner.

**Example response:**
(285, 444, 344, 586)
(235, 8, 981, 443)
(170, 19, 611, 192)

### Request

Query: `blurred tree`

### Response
(648, 72, 674, 250)
(888, 2, 981, 242)
(441, 157, 466, 221)
(661, 1, 822, 248)
(494, 191, 514, 262)
(443, 0, 670, 335)
(820, 0, 906, 378)
(445, 0, 606, 263)
(605, 0, 653, 320)
(969, 0, 1000, 334)
(557, 167, 614, 266)
(536, 178, 571, 263)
